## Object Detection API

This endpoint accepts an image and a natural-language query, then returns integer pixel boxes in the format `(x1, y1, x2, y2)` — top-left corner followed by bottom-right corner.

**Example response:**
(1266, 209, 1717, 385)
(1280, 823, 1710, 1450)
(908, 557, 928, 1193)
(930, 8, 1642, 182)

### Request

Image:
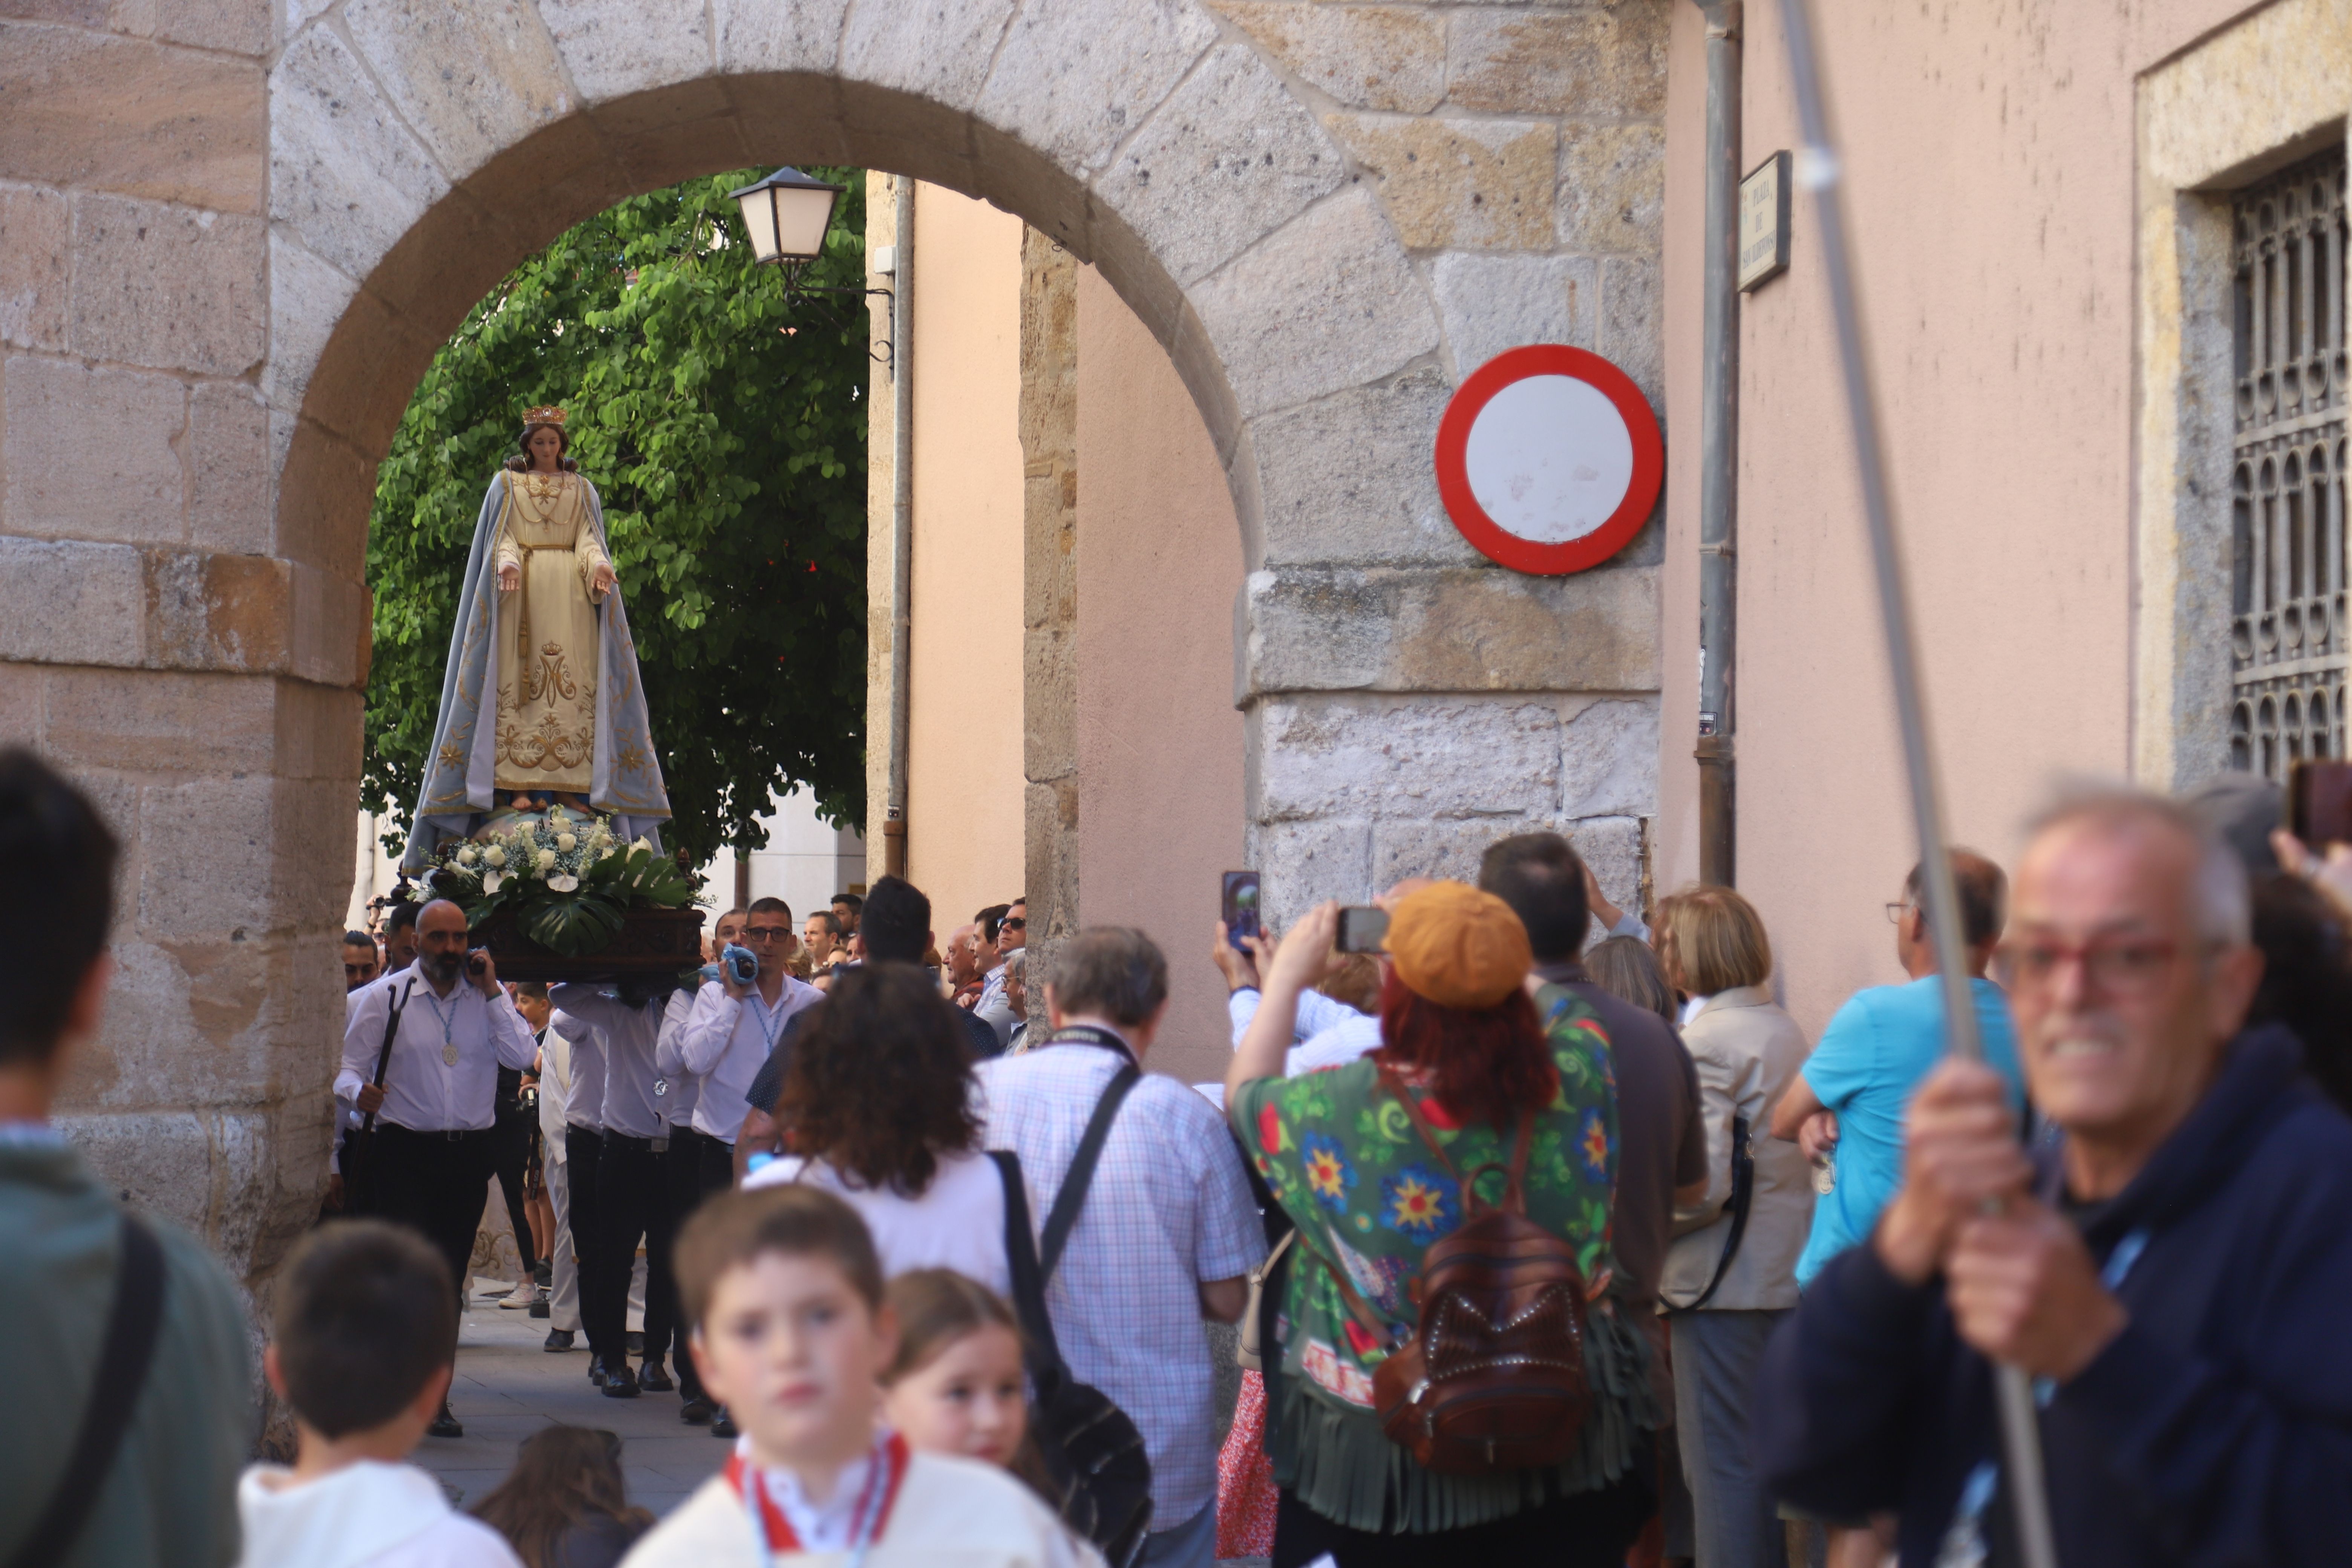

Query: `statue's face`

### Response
(527, 426, 564, 470)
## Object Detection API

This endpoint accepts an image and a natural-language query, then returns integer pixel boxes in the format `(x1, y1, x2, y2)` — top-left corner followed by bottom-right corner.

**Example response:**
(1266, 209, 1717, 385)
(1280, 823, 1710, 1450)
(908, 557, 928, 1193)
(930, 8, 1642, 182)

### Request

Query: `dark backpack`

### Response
(991, 1062, 1155, 1565)
(1315, 1064, 1596, 1474)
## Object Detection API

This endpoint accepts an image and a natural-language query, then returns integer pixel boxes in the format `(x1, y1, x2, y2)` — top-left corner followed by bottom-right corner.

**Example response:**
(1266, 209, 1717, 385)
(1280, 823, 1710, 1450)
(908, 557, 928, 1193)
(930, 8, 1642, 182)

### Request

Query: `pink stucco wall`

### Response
(905, 186, 1029, 934)
(1073, 265, 1247, 1091)
(1657, 0, 2267, 1034)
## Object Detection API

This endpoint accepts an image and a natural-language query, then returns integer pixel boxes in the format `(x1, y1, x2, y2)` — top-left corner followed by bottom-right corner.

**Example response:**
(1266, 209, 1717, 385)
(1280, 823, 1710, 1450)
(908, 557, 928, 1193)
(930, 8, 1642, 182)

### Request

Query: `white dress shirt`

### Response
(553, 1009, 606, 1133)
(674, 977, 823, 1143)
(335, 964, 537, 1134)
(655, 987, 699, 1123)
(547, 985, 683, 1141)
(1225, 986, 1381, 1075)
(536, 1025, 573, 1164)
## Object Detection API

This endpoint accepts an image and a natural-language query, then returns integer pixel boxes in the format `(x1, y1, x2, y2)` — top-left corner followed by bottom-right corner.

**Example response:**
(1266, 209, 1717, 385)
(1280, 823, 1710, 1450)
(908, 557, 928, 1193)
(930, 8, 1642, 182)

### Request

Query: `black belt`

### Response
(602, 1130, 666, 1152)
(381, 1123, 493, 1144)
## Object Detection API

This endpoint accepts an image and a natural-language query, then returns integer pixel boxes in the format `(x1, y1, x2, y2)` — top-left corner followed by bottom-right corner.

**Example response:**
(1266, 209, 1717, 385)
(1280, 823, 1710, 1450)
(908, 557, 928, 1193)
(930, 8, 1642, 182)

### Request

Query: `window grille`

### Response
(2231, 149, 2349, 779)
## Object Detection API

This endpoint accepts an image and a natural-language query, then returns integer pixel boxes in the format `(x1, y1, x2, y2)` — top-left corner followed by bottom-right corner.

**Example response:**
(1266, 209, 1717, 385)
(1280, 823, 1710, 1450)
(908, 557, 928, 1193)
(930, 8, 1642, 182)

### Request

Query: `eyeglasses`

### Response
(1994, 935, 2199, 997)
(1001, 917, 1026, 932)
(1884, 901, 1912, 924)
(745, 925, 792, 941)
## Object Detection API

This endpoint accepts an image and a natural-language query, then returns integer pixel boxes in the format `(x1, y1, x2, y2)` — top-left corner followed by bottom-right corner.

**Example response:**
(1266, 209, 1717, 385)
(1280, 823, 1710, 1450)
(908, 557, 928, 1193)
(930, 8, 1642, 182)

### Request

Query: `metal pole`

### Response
(885, 177, 915, 879)
(1694, 0, 1743, 886)
(1770, 2, 2059, 1564)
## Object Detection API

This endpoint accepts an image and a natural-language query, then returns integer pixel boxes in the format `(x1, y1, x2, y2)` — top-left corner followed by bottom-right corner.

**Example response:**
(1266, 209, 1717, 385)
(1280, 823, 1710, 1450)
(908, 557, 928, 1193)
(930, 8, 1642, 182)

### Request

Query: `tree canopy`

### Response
(361, 167, 870, 869)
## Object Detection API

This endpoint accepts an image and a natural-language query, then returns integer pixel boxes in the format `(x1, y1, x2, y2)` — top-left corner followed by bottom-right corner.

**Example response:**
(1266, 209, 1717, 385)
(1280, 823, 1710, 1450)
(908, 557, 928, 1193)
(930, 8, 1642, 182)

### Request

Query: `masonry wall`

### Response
(1, 0, 1676, 1306)
(0, 0, 342, 1303)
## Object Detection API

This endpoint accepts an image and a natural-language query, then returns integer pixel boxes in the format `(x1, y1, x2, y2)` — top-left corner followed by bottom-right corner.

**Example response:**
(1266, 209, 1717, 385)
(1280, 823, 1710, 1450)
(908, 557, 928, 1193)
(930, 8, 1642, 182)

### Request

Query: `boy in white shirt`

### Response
(623, 1186, 1090, 1568)
(236, 1222, 524, 1568)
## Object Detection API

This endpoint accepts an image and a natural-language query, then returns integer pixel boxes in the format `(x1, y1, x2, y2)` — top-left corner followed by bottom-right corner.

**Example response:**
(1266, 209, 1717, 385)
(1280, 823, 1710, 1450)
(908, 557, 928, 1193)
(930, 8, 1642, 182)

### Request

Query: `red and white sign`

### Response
(1434, 345, 1663, 576)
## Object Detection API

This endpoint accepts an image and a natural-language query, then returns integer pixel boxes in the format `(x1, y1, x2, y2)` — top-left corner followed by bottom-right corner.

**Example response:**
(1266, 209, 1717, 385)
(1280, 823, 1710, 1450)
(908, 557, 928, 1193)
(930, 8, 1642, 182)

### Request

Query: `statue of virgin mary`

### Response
(400, 406, 670, 870)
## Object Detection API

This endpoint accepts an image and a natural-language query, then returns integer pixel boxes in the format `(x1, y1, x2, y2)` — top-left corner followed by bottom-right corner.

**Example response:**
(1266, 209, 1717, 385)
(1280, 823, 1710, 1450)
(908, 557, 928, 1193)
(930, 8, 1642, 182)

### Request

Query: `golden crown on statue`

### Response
(521, 405, 567, 428)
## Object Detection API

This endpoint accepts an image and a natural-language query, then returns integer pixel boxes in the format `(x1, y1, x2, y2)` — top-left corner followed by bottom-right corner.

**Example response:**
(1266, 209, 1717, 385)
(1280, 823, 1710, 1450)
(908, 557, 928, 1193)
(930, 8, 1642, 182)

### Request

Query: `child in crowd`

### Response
(622, 1187, 1090, 1568)
(880, 1270, 1062, 1508)
(471, 1425, 652, 1568)
(236, 1222, 524, 1568)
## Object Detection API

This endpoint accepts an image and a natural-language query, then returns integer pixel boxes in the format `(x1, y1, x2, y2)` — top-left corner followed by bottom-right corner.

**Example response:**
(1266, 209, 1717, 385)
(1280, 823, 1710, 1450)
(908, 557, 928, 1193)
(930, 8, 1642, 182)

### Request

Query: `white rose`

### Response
(549, 805, 569, 823)
(536, 849, 557, 871)
(548, 874, 580, 893)
(484, 846, 507, 867)
(456, 845, 479, 867)
(556, 832, 577, 851)
(482, 872, 504, 894)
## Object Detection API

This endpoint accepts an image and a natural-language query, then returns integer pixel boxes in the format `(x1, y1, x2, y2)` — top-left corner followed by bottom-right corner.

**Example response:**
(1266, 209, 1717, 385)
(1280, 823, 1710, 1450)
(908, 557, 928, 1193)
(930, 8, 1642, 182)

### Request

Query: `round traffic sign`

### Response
(1434, 345, 1663, 575)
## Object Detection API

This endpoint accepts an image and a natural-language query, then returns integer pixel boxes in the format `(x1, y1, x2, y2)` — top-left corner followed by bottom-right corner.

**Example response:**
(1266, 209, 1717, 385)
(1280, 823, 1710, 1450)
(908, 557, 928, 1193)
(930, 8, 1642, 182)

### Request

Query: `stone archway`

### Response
(2, 0, 1669, 1282)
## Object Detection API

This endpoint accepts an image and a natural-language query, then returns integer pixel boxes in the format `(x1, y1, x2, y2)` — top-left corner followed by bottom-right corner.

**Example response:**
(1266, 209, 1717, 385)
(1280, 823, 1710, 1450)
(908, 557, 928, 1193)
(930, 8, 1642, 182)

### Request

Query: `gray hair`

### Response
(1002, 948, 1026, 979)
(1045, 927, 1167, 1028)
(2023, 783, 2251, 946)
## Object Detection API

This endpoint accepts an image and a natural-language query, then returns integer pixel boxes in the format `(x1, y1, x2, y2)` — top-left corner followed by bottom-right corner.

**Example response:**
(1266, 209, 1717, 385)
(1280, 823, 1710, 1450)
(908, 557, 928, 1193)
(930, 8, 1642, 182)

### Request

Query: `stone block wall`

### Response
(0, 0, 1671, 1322)
(0, 0, 351, 1317)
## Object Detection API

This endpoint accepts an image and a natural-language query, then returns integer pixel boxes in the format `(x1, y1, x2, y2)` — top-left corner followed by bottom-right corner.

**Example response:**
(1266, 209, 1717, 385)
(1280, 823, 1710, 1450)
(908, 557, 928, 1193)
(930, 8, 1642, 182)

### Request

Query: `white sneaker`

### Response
(499, 1282, 545, 1311)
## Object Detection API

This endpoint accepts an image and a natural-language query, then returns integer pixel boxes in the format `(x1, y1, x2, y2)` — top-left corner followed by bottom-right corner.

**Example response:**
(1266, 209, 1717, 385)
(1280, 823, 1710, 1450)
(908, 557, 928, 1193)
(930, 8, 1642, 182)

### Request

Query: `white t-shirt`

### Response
(744, 1147, 1010, 1297)
(236, 1459, 522, 1568)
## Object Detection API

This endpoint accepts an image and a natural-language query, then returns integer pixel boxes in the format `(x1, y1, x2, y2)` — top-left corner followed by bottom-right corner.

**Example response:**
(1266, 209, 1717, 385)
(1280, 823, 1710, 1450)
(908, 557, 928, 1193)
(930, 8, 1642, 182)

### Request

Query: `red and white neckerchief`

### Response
(726, 1432, 910, 1566)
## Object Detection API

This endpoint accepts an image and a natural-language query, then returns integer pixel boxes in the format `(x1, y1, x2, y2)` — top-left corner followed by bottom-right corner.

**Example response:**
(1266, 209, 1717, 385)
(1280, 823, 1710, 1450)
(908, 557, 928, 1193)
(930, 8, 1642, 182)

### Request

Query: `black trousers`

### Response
(369, 1124, 498, 1335)
(697, 1131, 737, 1197)
(587, 1132, 675, 1370)
(1270, 1465, 1654, 1568)
(563, 1125, 606, 1356)
(664, 1127, 717, 1398)
(492, 1103, 537, 1271)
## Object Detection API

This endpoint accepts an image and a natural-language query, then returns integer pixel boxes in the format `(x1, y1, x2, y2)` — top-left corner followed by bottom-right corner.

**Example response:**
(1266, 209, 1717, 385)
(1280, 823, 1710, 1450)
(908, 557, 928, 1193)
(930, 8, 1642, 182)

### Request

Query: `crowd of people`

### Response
(6, 739, 2352, 1568)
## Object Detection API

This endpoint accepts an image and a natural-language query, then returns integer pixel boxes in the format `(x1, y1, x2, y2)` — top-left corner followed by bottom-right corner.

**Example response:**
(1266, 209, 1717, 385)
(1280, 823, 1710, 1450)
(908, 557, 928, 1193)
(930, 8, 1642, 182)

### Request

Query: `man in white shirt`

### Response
(551, 1007, 608, 1377)
(549, 981, 697, 1400)
(672, 899, 822, 1193)
(531, 1008, 585, 1351)
(657, 906, 741, 1424)
(336, 899, 537, 1437)
(975, 927, 1260, 1568)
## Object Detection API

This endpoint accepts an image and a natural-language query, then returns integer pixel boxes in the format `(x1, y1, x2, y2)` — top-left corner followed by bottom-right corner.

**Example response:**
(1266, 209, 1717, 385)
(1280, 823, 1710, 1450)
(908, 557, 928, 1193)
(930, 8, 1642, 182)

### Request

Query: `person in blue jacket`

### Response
(1756, 787, 2352, 1566)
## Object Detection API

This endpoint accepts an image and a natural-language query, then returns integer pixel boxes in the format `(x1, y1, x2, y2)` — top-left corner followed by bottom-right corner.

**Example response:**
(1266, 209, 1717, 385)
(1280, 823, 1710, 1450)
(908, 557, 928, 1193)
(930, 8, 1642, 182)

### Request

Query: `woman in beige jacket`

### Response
(1655, 886, 1814, 1568)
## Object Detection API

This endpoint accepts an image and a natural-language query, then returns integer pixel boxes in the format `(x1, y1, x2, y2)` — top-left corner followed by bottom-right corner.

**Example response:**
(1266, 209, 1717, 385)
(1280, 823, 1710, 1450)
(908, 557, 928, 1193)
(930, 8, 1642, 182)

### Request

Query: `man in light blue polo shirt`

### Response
(1773, 851, 2027, 1288)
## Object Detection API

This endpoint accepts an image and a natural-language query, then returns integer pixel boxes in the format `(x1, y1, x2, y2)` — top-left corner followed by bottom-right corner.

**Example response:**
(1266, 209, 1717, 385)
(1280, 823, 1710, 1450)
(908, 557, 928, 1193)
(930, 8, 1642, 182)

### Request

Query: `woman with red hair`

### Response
(1223, 882, 1658, 1568)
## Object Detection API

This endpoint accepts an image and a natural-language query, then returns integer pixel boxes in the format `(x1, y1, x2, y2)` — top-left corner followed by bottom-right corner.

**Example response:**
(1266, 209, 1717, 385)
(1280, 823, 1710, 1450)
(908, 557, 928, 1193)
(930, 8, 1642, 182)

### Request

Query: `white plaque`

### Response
(1738, 150, 1791, 292)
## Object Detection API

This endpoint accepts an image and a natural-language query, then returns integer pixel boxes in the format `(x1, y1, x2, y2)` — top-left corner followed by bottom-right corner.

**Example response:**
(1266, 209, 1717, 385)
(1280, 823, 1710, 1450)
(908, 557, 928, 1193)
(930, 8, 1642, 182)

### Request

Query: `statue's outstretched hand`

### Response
(590, 564, 616, 602)
(498, 564, 520, 593)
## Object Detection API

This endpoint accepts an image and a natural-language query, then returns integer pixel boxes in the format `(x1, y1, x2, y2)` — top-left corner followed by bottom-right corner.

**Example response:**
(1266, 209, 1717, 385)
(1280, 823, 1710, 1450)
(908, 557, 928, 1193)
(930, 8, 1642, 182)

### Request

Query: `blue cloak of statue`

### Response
(400, 471, 671, 870)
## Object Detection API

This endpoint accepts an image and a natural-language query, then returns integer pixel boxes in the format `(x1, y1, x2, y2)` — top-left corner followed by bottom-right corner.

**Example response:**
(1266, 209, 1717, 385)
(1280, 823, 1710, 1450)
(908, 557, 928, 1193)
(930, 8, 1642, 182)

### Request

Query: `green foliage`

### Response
(363, 167, 870, 867)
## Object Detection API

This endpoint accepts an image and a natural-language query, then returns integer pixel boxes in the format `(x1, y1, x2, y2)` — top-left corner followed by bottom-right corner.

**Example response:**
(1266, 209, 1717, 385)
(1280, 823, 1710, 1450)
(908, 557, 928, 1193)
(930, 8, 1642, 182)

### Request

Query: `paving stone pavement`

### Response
(412, 1278, 728, 1516)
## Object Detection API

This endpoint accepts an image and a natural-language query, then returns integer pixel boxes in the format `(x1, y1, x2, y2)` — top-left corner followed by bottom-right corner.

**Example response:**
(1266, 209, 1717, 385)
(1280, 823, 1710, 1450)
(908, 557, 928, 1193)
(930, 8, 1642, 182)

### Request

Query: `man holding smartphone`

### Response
(336, 897, 539, 1437)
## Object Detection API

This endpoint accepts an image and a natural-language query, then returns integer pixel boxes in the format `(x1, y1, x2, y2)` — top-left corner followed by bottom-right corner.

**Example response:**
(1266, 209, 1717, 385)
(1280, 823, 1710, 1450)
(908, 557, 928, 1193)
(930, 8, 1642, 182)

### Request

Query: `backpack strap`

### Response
(8, 1214, 168, 1568)
(1373, 1062, 1536, 1215)
(1038, 1063, 1141, 1279)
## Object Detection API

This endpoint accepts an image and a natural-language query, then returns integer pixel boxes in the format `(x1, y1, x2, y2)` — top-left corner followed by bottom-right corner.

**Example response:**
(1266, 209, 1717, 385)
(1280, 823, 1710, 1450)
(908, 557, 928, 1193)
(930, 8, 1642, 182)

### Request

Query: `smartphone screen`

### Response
(2290, 760, 2352, 847)
(1337, 906, 1391, 954)
(1221, 871, 1262, 941)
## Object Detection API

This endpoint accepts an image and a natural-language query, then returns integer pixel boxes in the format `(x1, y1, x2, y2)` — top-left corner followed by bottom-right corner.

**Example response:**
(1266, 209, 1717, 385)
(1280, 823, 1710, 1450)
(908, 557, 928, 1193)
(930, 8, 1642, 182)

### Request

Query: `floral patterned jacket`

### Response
(1230, 983, 1619, 1412)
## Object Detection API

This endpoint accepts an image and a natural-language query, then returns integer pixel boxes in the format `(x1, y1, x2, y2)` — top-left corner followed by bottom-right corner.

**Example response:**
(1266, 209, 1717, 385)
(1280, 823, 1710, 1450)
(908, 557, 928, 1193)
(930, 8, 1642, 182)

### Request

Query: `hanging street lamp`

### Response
(729, 166, 848, 283)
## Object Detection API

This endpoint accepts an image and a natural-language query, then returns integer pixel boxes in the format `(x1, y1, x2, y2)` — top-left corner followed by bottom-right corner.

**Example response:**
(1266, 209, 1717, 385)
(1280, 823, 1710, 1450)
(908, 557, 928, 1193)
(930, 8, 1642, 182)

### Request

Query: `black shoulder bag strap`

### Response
(991, 1062, 1143, 1376)
(360, 976, 417, 1140)
(992, 1150, 1066, 1381)
(8, 1214, 168, 1568)
(1678, 1112, 1754, 1313)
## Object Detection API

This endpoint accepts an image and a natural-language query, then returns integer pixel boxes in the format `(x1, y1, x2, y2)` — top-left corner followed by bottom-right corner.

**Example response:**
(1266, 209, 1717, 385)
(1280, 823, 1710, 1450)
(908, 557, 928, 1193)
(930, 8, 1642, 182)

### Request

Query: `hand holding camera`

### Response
(720, 942, 760, 999)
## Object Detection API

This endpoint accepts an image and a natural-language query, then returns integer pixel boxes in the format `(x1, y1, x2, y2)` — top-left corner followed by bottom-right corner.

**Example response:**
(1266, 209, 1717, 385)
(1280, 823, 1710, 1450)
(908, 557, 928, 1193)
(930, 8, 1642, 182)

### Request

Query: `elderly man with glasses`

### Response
(1758, 788, 2352, 1568)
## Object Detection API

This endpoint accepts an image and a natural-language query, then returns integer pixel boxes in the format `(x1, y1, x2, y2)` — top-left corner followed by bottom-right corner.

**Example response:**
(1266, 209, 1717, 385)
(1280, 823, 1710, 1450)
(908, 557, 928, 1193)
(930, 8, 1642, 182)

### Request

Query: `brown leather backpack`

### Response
(1317, 1064, 1596, 1474)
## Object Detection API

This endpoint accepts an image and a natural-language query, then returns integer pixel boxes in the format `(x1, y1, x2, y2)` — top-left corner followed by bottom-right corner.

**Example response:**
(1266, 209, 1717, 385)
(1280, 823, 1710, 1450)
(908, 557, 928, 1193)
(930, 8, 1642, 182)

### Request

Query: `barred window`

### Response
(2231, 149, 2349, 778)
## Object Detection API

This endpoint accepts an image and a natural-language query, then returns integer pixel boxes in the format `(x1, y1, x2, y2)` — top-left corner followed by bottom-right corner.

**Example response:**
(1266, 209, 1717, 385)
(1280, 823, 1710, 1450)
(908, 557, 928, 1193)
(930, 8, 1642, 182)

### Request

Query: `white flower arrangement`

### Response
(412, 805, 694, 959)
